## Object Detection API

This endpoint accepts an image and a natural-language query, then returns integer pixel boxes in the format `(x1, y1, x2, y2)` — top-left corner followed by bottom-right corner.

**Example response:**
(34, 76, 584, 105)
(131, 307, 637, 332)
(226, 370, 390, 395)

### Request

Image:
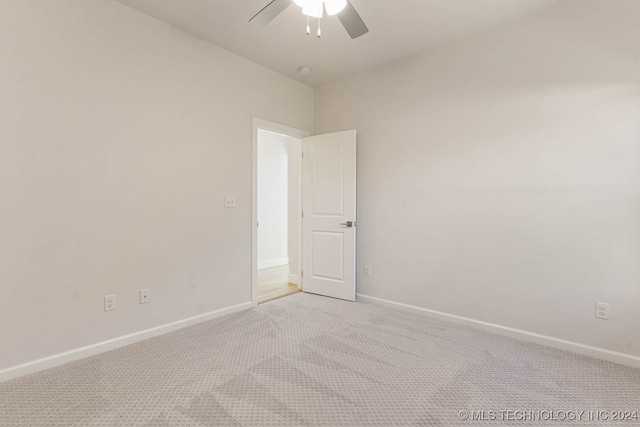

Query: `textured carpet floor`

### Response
(1, 293, 639, 426)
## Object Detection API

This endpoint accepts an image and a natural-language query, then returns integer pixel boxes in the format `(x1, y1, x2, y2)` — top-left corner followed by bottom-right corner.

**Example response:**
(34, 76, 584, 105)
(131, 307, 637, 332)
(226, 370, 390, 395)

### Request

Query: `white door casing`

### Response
(302, 130, 357, 301)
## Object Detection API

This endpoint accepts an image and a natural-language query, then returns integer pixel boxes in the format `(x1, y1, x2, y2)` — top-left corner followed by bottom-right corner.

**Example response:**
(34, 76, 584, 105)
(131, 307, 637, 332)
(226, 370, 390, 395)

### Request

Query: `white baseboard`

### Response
(288, 274, 299, 286)
(0, 301, 253, 384)
(357, 294, 640, 370)
(258, 257, 289, 270)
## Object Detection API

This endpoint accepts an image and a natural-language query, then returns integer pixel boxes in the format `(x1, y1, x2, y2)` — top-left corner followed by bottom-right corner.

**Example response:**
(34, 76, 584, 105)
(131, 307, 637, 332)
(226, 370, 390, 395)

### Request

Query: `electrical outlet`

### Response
(364, 265, 372, 277)
(104, 295, 116, 311)
(140, 289, 150, 304)
(595, 301, 609, 320)
(224, 195, 236, 208)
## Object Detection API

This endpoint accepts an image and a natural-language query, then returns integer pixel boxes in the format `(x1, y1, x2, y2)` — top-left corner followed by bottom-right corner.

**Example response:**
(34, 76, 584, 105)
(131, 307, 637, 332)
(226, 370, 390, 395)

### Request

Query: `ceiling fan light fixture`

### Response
(302, 0, 324, 18)
(249, 0, 367, 39)
(323, 0, 347, 16)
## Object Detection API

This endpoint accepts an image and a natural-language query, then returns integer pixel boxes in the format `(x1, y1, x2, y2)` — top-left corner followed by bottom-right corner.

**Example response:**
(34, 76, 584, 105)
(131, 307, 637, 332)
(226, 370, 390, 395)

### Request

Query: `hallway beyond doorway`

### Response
(257, 265, 300, 304)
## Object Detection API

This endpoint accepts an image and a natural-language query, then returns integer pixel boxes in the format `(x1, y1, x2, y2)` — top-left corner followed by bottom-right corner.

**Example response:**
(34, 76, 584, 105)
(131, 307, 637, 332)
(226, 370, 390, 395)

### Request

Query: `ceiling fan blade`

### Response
(249, 0, 292, 25)
(337, 1, 369, 39)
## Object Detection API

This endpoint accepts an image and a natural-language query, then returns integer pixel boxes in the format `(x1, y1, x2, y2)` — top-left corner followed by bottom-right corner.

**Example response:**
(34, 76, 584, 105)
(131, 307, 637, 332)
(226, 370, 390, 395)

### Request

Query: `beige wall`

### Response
(315, 0, 640, 358)
(0, 0, 312, 371)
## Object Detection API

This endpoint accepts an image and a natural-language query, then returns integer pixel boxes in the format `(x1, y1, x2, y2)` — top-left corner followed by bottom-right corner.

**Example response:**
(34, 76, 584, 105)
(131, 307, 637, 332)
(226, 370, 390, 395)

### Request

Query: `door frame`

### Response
(252, 117, 310, 306)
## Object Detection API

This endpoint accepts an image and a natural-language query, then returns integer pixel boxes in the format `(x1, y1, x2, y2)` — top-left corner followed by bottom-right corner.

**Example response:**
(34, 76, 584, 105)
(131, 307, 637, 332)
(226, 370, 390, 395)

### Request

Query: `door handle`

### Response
(340, 221, 355, 228)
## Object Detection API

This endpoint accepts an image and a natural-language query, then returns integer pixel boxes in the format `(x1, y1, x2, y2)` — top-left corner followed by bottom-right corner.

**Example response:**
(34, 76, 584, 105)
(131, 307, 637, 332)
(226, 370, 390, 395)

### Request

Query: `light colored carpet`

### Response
(1, 293, 639, 426)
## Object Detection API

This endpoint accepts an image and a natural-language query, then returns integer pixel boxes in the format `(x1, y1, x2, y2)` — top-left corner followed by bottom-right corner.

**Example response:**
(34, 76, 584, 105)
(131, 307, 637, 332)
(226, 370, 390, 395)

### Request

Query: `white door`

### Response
(302, 130, 356, 301)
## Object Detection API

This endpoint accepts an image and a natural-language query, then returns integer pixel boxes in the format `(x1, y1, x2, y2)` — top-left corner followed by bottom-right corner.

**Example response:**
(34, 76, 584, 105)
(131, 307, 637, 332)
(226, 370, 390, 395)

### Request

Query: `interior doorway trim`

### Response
(252, 118, 310, 306)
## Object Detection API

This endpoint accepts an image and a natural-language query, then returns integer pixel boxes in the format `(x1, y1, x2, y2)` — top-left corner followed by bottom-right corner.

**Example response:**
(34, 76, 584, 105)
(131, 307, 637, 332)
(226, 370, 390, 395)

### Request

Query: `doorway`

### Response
(252, 119, 308, 305)
(252, 119, 358, 305)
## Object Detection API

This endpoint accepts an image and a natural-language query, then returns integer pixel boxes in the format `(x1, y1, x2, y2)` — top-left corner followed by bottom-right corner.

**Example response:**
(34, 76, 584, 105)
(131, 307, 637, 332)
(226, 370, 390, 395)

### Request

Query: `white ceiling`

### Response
(115, 0, 560, 87)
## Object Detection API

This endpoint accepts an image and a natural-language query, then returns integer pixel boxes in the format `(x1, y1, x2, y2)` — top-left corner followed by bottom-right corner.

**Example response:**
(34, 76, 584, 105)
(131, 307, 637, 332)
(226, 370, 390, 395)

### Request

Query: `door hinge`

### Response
(302, 211, 304, 218)
(301, 270, 304, 277)
(302, 151, 304, 158)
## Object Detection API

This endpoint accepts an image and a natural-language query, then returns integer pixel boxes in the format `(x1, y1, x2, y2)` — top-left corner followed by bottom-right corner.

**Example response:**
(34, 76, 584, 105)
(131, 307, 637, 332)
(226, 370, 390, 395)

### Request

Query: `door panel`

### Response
(302, 130, 356, 301)
(312, 143, 344, 215)
(311, 231, 344, 280)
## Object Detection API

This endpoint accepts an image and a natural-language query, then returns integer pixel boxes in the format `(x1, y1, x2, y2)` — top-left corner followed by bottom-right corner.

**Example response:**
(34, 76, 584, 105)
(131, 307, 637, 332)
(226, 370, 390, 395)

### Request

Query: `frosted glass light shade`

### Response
(293, 0, 308, 7)
(302, 0, 324, 18)
(324, 0, 347, 15)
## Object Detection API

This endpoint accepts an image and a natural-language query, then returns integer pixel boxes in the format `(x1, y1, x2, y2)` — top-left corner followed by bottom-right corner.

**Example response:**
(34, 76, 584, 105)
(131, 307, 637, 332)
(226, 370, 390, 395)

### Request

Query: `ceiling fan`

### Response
(249, 0, 369, 39)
